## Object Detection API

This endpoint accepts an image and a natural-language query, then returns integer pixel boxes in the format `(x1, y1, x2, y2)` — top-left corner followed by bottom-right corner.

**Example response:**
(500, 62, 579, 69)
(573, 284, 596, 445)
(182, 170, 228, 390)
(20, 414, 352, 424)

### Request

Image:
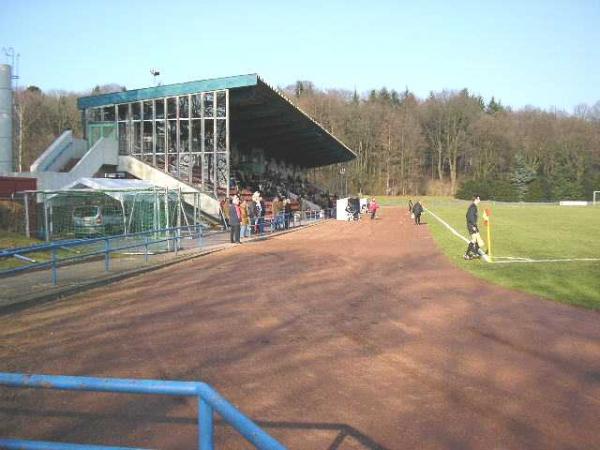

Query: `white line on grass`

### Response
(424, 208, 491, 262)
(424, 208, 469, 243)
(425, 208, 600, 265)
(493, 257, 600, 264)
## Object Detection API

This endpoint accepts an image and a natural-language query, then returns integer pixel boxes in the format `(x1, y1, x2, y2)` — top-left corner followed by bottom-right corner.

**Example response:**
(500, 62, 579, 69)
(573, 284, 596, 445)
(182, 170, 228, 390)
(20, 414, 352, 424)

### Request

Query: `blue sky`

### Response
(1, 0, 599, 111)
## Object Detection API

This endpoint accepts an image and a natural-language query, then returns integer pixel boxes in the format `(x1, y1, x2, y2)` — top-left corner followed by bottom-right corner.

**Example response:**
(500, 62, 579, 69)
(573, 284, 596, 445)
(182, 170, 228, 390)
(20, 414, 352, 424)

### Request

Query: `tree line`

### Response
(10, 84, 123, 172)
(11, 81, 600, 201)
(287, 81, 600, 201)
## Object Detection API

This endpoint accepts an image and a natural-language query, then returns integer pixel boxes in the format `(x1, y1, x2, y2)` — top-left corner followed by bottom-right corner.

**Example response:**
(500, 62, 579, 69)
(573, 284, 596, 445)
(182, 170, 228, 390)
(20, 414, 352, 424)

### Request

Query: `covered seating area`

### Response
(77, 74, 355, 208)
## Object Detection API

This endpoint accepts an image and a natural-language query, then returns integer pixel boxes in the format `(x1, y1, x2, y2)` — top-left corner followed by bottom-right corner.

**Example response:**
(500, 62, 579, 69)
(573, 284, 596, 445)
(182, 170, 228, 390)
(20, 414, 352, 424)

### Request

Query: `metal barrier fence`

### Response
(0, 209, 335, 287)
(0, 224, 203, 285)
(0, 372, 286, 450)
(243, 208, 335, 235)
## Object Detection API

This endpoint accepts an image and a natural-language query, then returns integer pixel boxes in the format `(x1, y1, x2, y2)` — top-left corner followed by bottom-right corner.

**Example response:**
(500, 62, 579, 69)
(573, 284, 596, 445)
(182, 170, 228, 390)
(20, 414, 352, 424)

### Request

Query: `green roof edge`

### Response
(77, 73, 259, 109)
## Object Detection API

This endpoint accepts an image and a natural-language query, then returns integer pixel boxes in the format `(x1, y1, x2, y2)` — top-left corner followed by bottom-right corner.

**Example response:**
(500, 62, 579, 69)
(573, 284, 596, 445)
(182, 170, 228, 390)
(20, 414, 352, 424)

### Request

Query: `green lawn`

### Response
(0, 232, 51, 270)
(381, 196, 600, 310)
(0, 232, 82, 270)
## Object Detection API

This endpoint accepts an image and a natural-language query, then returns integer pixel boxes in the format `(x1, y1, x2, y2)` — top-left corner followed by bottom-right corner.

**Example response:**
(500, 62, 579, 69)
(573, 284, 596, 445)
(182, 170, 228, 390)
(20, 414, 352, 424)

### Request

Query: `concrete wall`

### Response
(69, 135, 118, 180)
(27, 135, 119, 191)
(18, 171, 73, 191)
(30, 131, 88, 173)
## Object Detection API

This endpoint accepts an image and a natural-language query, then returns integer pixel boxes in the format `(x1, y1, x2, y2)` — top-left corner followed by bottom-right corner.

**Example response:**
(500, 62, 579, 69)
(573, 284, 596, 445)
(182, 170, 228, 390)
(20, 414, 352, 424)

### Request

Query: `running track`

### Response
(1, 207, 598, 449)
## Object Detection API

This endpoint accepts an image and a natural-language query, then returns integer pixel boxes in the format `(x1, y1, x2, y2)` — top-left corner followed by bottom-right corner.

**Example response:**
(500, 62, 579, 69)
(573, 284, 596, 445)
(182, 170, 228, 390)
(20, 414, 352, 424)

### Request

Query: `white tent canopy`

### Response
(57, 177, 157, 202)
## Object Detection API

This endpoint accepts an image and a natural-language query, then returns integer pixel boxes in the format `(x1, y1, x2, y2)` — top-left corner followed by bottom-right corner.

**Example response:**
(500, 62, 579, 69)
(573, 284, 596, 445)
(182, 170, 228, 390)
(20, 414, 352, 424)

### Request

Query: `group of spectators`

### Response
(344, 197, 379, 221)
(231, 169, 337, 211)
(224, 192, 294, 244)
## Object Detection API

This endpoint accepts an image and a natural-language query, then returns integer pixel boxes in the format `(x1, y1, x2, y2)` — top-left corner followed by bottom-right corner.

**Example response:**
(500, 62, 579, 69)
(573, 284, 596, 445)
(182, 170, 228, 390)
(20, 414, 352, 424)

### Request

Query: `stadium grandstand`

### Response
(17, 74, 355, 228)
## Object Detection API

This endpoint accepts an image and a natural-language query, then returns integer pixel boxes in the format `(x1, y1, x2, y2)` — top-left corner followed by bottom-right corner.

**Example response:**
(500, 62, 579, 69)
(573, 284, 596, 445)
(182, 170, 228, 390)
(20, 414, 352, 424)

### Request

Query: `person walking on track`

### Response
(369, 197, 379, 220)
(412, 200, 423, 225)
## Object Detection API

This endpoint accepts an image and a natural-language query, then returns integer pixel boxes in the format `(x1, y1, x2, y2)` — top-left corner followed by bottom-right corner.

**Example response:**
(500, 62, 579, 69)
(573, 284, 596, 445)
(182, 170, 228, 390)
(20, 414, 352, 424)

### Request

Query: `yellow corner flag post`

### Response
(483, 208, 492, 262)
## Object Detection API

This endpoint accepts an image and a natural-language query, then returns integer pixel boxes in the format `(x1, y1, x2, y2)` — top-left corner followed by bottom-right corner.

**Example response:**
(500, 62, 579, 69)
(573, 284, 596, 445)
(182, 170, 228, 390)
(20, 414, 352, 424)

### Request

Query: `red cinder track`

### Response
(1, 207, 599, 449)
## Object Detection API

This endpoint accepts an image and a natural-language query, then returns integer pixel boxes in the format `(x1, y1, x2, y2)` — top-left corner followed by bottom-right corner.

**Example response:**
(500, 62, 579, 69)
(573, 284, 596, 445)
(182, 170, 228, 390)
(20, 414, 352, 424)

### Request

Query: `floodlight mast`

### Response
(150, 68, 160, 86)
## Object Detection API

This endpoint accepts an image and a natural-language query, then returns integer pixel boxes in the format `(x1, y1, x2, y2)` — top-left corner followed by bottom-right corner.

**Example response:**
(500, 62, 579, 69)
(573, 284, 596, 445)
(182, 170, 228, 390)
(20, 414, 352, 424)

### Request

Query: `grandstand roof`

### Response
(78, 74, 356, 168)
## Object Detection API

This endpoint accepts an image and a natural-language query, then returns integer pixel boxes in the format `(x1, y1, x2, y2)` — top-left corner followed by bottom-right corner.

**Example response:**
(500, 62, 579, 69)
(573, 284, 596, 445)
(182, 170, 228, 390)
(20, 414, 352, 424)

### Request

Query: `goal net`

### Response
(24, 187, 203, 242)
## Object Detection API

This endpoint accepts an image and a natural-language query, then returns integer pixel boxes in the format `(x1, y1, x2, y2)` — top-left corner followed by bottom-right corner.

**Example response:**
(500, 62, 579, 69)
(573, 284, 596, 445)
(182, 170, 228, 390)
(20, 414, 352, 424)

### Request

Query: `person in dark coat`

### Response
(229, 196, 241, 244)
(412, 200, 423, 225)
(247, 194, 256, 235)
(464, 194, 485, 259)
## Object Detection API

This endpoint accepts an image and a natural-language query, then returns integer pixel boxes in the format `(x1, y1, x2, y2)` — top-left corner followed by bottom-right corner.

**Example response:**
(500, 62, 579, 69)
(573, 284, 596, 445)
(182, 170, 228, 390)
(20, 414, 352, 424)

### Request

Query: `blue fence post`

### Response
(0, 373, 286, 450)
(104, 238, 110, 272)
(197, 224, 203, 248)
(144, 234, 149, 263)
(199, 397, 214, 450)
(50, 247, 57, 286)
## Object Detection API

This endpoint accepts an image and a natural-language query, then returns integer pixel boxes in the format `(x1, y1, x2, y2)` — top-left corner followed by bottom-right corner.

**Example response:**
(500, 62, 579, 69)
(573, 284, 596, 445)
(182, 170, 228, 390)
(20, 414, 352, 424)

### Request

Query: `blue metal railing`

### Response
(0, 208, 335, 286)
(242, 208, 335, 235)
(0, 224, 204, 285)
(0, 373, 286, 450)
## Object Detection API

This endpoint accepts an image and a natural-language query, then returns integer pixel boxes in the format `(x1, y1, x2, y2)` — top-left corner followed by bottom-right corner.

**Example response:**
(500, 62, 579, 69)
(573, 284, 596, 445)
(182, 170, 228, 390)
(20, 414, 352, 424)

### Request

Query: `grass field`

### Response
(0, 232, 51, 270)
(380, 196, 600, 310)
(0, 232, 94, 270)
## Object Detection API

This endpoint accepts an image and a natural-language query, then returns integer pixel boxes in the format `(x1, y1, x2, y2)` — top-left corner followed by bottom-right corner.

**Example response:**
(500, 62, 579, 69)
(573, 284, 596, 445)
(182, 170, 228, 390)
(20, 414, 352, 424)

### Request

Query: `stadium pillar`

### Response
(164, 187, 170, 251)
(43, 197, 49, 242)
(23, 192, 30, 238)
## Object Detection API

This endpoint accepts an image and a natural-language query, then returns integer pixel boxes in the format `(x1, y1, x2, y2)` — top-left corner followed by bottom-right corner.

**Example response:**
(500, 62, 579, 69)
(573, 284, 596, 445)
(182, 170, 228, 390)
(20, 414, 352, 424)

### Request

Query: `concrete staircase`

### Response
(29, 131, 222, 222)
(118, 155, 220, 218)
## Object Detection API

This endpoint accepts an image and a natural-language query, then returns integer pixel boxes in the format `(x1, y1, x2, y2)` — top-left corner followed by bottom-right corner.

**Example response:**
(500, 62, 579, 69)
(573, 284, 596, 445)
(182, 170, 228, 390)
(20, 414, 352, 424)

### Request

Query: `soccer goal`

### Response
(594, 191, 600, 206)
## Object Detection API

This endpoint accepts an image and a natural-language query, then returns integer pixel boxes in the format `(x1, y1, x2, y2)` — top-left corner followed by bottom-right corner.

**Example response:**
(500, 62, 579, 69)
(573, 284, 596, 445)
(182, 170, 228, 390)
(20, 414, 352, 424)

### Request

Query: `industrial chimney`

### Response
(0, 64, 13, 174)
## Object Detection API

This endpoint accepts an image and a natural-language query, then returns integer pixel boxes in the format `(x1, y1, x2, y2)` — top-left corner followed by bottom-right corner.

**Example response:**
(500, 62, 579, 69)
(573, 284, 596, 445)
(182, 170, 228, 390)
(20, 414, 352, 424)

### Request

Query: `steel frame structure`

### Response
(84, 90, 229, 198)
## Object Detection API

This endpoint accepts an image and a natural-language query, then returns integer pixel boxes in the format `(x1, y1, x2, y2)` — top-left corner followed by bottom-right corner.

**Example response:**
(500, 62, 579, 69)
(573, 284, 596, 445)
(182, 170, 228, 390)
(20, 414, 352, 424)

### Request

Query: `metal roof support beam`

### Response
(239, 135, 322, 152)
(232, 124, 314, 140)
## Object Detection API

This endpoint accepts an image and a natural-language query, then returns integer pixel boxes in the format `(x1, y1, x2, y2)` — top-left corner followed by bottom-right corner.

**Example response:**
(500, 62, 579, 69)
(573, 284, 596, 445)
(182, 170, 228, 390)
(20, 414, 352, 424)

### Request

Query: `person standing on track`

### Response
(272, 195, 282, 230)
(283, 197, 292, 229)
(369, 197, 379, 220)
(240, 198, 250, 238)
(247, 194, 256, 235)
(251, 191, 262, 234)
(229, 195, 241, 244)
(464, 194, 486, 259)
(258, 194, 266, 234)
(412, 200, 423, 225)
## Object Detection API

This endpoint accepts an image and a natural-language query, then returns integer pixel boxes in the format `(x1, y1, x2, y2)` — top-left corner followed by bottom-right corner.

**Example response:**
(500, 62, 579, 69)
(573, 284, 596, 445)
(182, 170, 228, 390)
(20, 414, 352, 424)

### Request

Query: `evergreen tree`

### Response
(486, 97, 505, 114)
(511, 153, 537, 201)
(551, 156, 585, 200)
(379, 87, 390, 103)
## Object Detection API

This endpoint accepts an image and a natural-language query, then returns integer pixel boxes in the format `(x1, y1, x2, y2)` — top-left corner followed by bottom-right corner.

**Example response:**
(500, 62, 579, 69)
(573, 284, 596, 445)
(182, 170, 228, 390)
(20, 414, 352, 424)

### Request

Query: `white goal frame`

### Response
(594, 191, 600, 205)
